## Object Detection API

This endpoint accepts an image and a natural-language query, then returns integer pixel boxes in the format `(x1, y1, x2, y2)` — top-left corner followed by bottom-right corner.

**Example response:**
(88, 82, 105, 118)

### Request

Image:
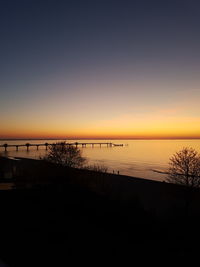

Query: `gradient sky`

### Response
(1, 0, 200, 139)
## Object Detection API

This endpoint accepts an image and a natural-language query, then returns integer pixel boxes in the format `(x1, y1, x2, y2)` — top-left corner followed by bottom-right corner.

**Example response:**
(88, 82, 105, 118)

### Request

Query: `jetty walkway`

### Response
(0, 142, 123, 151)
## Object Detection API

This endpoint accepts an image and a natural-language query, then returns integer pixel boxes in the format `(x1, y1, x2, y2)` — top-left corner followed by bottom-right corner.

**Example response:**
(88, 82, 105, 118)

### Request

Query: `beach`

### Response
(0, 157, 200, 265)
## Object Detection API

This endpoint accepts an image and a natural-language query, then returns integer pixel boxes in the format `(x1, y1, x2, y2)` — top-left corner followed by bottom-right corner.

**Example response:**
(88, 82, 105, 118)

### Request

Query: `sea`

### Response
(1, 139, 200, 181)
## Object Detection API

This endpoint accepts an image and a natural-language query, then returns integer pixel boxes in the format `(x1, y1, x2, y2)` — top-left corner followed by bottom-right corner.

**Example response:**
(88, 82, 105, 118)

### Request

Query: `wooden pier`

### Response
(0, 142, 123, 151)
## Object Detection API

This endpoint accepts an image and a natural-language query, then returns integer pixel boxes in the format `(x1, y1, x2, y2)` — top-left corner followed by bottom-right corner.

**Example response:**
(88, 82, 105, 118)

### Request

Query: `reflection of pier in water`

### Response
(0, 142, 123, 151)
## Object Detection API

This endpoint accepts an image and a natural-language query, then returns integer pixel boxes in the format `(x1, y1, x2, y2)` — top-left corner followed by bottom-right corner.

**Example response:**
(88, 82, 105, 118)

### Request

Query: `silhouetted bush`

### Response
(84, 164, 108, 173)
(42, 142, 86, 168)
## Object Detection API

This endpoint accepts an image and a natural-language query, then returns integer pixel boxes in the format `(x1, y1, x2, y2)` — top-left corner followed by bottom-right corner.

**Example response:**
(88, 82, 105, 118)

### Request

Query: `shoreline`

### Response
(0, 155, 164, 184)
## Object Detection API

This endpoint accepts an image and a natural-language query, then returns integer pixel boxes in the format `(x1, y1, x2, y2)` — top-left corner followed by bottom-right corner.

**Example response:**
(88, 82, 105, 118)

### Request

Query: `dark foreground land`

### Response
(0, 158, 200, 266)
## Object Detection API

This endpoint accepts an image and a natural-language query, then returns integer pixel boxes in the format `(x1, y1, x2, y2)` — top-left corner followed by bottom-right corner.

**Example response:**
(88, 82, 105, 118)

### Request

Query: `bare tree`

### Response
(43, 142, 86, 168)
(166, 147, 200, 188)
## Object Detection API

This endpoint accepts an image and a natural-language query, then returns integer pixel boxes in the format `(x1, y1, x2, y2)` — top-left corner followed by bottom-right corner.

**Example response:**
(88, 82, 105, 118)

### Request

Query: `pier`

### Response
(0, 142, 123, 151)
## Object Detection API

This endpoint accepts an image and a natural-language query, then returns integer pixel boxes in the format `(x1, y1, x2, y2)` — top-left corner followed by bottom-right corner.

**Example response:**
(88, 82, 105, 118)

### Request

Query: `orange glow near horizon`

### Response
(1, 77, 200, 140)
(1, 115, 200, 139)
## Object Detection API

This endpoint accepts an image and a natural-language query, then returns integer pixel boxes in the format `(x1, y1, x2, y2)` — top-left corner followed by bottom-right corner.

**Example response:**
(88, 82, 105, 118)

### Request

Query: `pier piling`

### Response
(3, 144, 8, 152)
(45, 143, 49, 150)
(26, 143, 30, 151)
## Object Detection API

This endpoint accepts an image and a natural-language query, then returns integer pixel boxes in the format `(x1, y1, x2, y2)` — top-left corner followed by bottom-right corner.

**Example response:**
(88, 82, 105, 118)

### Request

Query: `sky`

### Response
(0, 0, 200, 139)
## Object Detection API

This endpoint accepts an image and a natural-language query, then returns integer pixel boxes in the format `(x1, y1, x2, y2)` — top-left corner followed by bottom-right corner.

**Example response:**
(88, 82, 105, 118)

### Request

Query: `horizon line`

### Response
(1, 137, 200, 141)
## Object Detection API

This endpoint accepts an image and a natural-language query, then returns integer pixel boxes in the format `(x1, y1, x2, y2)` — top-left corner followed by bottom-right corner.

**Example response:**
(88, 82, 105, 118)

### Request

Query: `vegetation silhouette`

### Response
(167, 147, 200, 188)
(84, 164, 108, 173)
(43, 142, 86, 168)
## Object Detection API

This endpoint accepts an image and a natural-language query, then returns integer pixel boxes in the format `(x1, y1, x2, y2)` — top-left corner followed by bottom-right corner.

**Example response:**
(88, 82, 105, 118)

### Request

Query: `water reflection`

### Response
(1, 139, 200, 181)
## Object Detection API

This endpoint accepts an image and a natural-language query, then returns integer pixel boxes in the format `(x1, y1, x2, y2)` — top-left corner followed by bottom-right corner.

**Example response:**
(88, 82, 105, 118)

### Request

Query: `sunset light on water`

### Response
(1, 139, 200, 181)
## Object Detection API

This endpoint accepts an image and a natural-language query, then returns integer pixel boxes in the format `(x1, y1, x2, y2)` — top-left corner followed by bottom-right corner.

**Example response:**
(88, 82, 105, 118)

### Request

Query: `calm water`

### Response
(1, 139, 200, 181)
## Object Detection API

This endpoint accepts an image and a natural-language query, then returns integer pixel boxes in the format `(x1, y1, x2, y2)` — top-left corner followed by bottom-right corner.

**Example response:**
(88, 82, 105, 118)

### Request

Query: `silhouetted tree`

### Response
(44, 142, 86, 168)
(167, 147, 200, 188)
